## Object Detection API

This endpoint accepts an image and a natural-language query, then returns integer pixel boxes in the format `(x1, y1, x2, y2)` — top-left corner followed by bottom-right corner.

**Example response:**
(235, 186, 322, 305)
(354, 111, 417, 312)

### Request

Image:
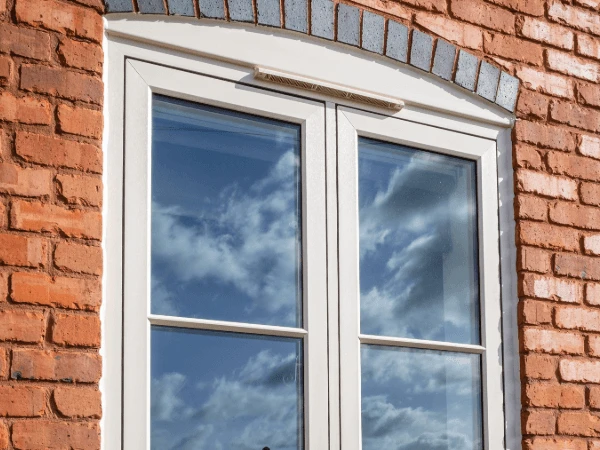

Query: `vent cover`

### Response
(254, 67, 404, 111)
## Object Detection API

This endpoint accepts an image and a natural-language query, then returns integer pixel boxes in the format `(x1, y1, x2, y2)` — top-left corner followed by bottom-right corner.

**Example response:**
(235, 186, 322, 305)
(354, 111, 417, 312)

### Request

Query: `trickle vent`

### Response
(254, 67, 404, 111)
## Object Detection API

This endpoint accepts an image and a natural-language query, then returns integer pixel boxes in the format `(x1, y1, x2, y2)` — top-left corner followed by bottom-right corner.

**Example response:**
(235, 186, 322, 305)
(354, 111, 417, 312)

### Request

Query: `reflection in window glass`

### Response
(358, 138, 480, 344)
(151, 327, 304, 450)
(361, 345, 482, 450)
(151, 95, 302, 327)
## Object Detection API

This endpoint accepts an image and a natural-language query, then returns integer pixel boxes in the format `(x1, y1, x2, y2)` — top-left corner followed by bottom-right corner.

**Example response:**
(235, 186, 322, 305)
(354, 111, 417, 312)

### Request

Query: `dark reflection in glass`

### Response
(358, 138, 480, 344)
(361, 345, 482, 450)
(151, 326, 304, 450)
(151, 95, 302, 327)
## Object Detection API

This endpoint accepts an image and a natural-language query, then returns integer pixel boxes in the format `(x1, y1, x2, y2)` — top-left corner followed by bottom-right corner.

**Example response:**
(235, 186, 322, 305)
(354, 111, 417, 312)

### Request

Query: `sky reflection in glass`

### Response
(361, 345, 482, 450)
(151, 95, 302, 327)
(151, 326, 304, 450)
(358, 138, 480, 344)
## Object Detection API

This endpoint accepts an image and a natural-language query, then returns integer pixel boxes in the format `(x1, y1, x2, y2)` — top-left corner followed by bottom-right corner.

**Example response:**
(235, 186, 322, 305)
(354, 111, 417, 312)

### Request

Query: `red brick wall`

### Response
(2, 0, 600, 448)
(0, 0, 104, 448)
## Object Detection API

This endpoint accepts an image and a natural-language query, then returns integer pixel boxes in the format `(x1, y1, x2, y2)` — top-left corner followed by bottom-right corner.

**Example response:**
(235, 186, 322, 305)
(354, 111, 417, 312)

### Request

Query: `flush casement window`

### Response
(119, 57, 505, 450)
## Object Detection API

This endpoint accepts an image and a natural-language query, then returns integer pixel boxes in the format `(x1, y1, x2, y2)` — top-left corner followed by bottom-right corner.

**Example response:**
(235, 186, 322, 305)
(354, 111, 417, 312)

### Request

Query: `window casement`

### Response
(106, 23, 518, 450)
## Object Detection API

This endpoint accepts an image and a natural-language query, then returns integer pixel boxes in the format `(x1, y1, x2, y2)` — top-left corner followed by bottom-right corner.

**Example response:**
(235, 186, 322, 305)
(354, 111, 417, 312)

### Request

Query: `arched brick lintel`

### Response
(104, 0, 520, 112)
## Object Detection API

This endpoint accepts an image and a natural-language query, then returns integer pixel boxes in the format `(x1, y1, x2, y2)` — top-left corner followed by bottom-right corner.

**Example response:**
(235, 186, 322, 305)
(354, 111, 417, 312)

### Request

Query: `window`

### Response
(106, 23, 517, 450)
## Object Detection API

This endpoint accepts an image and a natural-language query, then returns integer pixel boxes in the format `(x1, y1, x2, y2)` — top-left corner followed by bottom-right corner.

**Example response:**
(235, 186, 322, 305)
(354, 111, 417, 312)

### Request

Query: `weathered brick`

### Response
(515, 121, 576, 151)
(515, 144, 544, 170)
(548, 1, 600, 36)
(546, 49, 600, 82)
(486, 0, 544, 16)
(51, 313, 100, 347)
(578, 81, 600, 107)
(517, 170, 578, 200)
(584, 235, 600, 256)
(578, 34, 600, 60)
(56, 173, 102, 207)
(524, 409, 556, 435)
(522, 299, 553, 325)
(524, 328, 584, 354)
(548, 151, 600, 182)
(575, 0, 600, 8)
(517, 90, 549, 120)
(525, 353, 557, 380)
(414, 13, 483, 50)
(519, 246, 552, 273)
(0, 92, 51, 125)
(0, 55, 11, 84)
(556, 306, 600, 331)
(518, 17, 574, 50)
(0, 385, 46, 417)
(0, 233, 47, 267)
(579, 135, 600, 160)
(15, 132, 102, 174)
(521, 273, 583, 303)
(516, 195, 548, 221)
(450, 0, 514, 33)
(57, 104, 103, 139)
(550, 201, 600, 230)
(558, 411, 600, 436)
(561, 359, 600, 383)
(54, 241, 101, 275)
(518, 221, 580, 251)
(15, 0, 103, 42)
(11, 200, 102, 240)
(587, 283, 600, 306)
(0, 163, 51, 197)
(555, 253, 600, 281)
(590, 335, 600, 357)
(550, 102, 600, 133)
(525, 382, 584, 408)
(525, 438, 587, 450)
(58, 38, 102, 73)
(20, 65, 103, 105)
(581, 183, 600, 206)
(12, 420, 100, 449)
(398, 0, 446, 12)
(0, 420, 6, 450)
(0, 273, 6, 303)
(484, 32, 543, 65)
(53, 386, 101, 418)
(517, 66, 574, 99)
(0, 347, 7, 379)
(0, 23, 51, 60)
(11, 348, 101, 383)
(591, 386, 600, 409)
(11, 272, 101, 311)
(0, 309, 45, 343)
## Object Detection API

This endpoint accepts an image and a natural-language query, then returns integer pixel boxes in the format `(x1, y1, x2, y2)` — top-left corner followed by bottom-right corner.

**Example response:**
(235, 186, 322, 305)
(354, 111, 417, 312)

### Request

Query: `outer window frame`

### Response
(103, 21, 520, 450)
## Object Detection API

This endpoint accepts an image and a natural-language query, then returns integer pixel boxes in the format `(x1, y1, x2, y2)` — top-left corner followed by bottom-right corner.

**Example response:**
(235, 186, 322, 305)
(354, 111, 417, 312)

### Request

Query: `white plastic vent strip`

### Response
(254, 67, 405, 111)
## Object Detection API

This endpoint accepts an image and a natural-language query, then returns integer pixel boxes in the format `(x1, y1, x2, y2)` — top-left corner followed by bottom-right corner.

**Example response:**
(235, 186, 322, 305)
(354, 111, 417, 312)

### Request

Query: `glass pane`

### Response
(358, 138, 480, 344)
(361, 345, 482, 450)
(151, 326, 304, 450)
(151, 95, 302, 327)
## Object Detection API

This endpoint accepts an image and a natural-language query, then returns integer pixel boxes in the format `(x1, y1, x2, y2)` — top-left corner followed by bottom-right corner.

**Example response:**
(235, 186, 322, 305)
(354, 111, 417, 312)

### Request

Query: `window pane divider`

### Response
(149, 314, 308, 338)
(359, 334, 485, 354)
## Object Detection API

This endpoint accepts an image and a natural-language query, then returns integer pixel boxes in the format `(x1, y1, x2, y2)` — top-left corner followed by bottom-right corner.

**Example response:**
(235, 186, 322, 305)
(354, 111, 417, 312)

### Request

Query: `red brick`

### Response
(556, 305, 600, 331)
(0, 55, 11, 84)
(57, 104, 102, 140)
(398, 0, 446, 12)
(550, 201, 600, 230)
(516, 195, 548, 221)
(11, 272, 101, 311)
(484, 32, 543, 65)
(0, 273, 6, 303)
(350, 0, 411, 19)
(523, 328, 584, 354)
(20, 65, 103, 105)
(584, 235, 600, 256)
(525, 382, 584, 408)
(486, 0, 544, 16)
(522, 300, 553, 325)
(580, 135, 600, 160)
(578, 34, 600, 60)
(548, 151, 600, 182)
(0, 347, 7, 379)
(588, 283, 600, 306)
(524, 409, 556, 434)
(561, 359, 600, 383)
(556, 253, 600, 281)
(517, 90, 549, 120)
(11, 200, 102, 240)
(517, 170, 577, 200)
(11, 348, 101, 383)
(450, 0, 514, 33)
(515, 121, 576, 151)
(579, 82, 600, 107)
(589, 335, 600, 357)
(53, 386, 101, 418)
(0, 23, 51, 60)
(558, 411, 600, 436)
(575, 0, 600, 8)
(12, 420, 100, 449)
(519, 246, 552, 273)
(0, 385, 46, 417)
(15, 132, 102, 174)
(548, 1, 600, 36)
(593, 442, 600, 450)
(0, 309, 45, 343)
(525, 438, 587, 450)
(550, 102, 600, 133)
(0, 421, 6, 450)
(561, 384, 586, 408)
(0, 92, 51, 125)
(51, 313, 100, 347)
(414, 13, 483, 50)
(515, 144, 544, 170)
(518, 221, 580, 251)
(546, 49, 600, 82)
(15, 0, 103, 42)
(0, 163, 51, 197)
(521, 273, 583, 303)
(517, 66, 574, 99)
(0, 201, 5, 229)
(524, 353, 557, 379)
(58, 38, 102, 73)
(591, 386, 600, 409)
(54, 241, 101, 275)
(56, 173, 102, 207)
(0, 233, 47, 268)
(517, 17, 574, 50)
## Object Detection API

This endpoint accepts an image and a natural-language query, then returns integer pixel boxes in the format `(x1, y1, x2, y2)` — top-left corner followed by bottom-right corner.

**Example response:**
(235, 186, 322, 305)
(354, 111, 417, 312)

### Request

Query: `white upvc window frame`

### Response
(103, 19, 521, 450)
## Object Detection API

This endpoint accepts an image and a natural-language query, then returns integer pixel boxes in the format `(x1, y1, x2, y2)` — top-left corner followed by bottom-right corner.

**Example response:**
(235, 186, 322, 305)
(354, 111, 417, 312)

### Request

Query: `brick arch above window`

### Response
(104, 0, 520, 112)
